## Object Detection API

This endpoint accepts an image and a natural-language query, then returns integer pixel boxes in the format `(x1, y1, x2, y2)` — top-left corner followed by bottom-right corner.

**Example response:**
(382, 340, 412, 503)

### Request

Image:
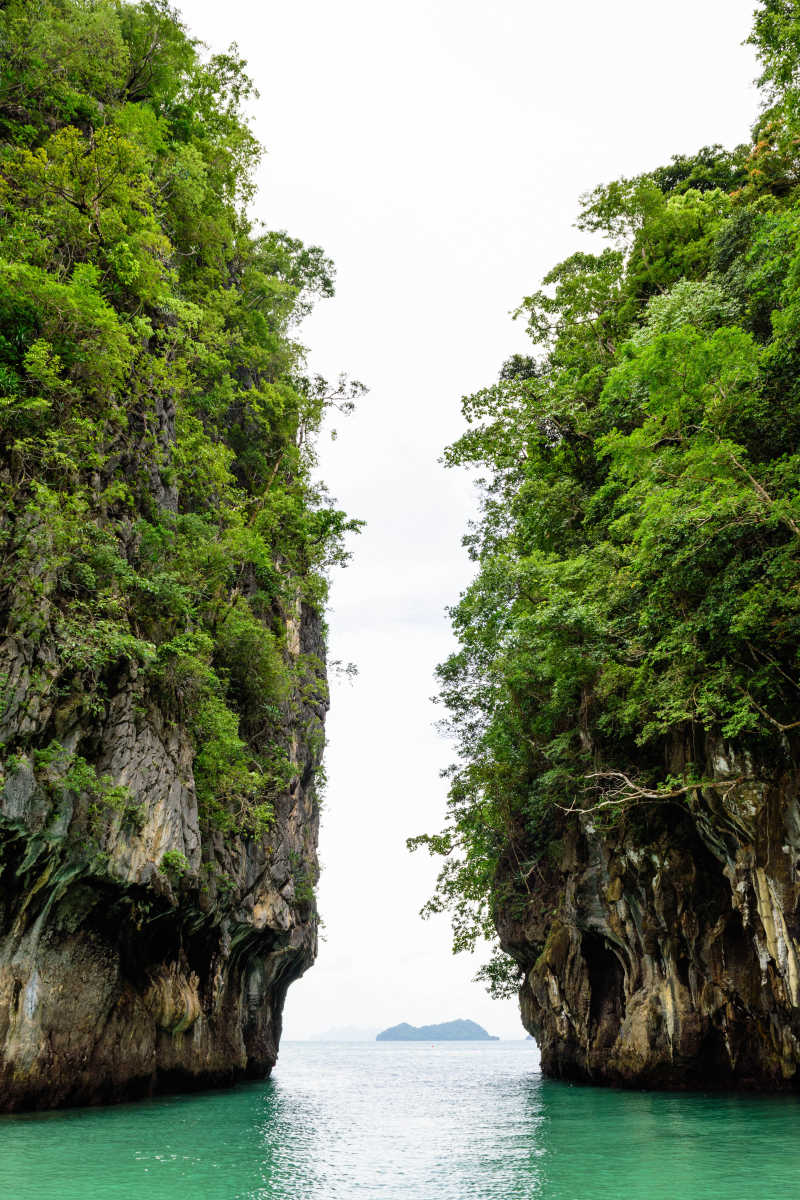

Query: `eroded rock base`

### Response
(0, 604, 324, 1112)
(498, 749, 800, 1089)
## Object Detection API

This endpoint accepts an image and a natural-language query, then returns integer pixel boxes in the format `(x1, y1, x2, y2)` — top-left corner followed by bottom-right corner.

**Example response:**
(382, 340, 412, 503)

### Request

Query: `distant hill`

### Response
(376, 1019, 498, 1041)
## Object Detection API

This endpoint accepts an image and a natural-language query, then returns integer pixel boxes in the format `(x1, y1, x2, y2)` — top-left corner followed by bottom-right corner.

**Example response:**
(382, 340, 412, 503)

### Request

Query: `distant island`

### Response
(376, 1019, 499, 1041)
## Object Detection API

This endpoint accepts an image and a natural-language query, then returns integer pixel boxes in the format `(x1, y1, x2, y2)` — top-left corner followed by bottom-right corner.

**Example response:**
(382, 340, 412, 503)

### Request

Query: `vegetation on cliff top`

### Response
(412, 0, 800, 987)
(0, 0, 359, 838)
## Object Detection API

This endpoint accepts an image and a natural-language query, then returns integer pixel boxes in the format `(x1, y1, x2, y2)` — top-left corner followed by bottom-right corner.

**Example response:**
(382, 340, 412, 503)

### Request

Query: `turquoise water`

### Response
(2, 1041, 800, 1198)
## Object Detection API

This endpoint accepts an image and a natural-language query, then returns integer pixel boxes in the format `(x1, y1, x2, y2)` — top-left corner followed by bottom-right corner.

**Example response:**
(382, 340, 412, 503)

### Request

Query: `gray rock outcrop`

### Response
(498, 741, 800, 1088)
(0, 605, 325, 1111)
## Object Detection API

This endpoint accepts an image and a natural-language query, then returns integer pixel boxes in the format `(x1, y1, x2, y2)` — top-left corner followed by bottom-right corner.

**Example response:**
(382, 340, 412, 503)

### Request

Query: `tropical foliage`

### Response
(412, 1, 800, 969)
(0, 0, 359, 835)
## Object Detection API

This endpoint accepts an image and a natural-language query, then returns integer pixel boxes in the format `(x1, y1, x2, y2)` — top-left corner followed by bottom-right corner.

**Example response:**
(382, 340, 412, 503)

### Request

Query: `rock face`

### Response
(497, 742, 800, 1088)
(0, 0, 344, 1116)
(0, 606, 325, 1112)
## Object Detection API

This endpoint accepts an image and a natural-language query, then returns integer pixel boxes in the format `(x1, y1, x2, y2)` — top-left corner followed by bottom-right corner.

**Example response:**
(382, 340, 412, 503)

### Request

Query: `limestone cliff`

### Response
(422, 1, 800, 1095)
(0, 0, 351, 1112)
(497, 741, 800, 1089)
(0, 604, 325, 1112)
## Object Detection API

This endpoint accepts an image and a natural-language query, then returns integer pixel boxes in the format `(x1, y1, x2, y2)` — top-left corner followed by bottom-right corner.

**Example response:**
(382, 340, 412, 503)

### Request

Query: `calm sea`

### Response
(2, 1040, 800, 1198)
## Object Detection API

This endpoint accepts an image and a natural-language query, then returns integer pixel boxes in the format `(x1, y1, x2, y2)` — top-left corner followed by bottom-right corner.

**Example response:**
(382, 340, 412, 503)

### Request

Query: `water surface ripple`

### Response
(2, 1041, 799, 1198)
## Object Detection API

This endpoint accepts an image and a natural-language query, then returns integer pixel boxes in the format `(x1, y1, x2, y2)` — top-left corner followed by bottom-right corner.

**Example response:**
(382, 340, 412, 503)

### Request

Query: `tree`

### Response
(0, 0, 361, 836)
(413, 0, 800, 971)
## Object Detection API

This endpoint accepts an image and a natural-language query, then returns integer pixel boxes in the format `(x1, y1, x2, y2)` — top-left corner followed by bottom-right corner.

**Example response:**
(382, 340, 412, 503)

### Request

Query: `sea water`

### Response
(2, 1040, 799, 1198)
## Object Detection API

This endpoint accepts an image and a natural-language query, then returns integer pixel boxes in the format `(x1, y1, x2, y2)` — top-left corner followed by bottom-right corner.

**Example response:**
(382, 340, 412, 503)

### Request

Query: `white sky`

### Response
(180, 0, 759, 1038)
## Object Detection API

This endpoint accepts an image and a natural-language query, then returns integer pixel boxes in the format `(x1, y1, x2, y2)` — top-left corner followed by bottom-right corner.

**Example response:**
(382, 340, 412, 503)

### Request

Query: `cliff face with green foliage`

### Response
(415, 1, 800, 1087)
(0, 0, 358, 1111)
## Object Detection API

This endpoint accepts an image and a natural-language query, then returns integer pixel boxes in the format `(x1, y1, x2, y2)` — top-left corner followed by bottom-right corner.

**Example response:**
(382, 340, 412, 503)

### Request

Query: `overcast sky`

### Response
(181, 0, 759, 1039)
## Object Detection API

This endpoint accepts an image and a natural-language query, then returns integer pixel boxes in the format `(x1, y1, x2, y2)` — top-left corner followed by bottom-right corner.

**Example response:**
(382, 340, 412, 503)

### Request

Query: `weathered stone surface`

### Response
(497, 742, 800, 1088)
(0, 604, 325, 1112)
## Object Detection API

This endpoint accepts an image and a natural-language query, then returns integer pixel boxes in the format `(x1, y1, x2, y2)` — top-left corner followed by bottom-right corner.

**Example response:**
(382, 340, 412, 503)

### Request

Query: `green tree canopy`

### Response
(412, 1, 800, 980)
(0, 0, 361, 835)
